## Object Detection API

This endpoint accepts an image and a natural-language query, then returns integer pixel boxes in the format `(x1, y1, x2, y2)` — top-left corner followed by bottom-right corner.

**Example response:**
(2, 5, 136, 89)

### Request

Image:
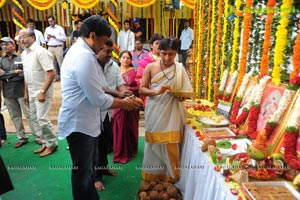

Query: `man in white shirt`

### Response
(117, 20, 135, 52)
(15, 19, 46, 46)
(44, 16, 66, 81)
(18, 29, 58, 157)
(58, 15, 140, 199)
(179, 20, 194, 68)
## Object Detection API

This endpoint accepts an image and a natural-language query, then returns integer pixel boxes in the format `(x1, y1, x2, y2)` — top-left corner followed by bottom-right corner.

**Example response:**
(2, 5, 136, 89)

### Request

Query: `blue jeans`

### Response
(67, 132, 99, 200)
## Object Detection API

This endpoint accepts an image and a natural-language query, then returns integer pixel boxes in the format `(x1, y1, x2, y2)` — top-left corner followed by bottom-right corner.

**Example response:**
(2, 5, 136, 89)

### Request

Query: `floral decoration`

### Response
(126, 0, 156, 7)
(283, 91, 300, 170)
(259, 0, 276, 76)
(27, 0, 57, 10)
(271, 0, 294, 85)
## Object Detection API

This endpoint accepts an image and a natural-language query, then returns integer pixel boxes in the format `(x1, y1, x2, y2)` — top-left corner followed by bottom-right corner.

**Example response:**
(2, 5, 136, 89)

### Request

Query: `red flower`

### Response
(247, 106, 260, 134)
(283, 131, 300, 170)
(289, 76, 300, 85)
(230, 99, 241, 122)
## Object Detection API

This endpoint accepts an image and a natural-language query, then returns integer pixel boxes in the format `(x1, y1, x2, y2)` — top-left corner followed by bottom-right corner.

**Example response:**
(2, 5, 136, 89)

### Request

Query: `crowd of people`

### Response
(0, 14, 194, 199)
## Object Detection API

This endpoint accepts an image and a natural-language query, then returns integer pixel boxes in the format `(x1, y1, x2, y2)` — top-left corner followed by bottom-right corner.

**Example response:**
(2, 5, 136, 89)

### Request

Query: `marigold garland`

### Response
(126, 0, 156, 8)
(271, 0, 294, 85)
(204, 1, 212, 99)
(208, 0, 216, 101)
(0, 0, 6, 9)
(220, 0, 229, 79)
(181, 0, 196, 9)
(195, 0, 205, 96)
(290, 33, 300, 80)
(72, 0, 99, 9)
(213, 0, 224, 104)
(235, 0, 253, 92)
(259, 0, 276, 76)
(229, 0, 242, 74)
(27, 0, 57, 10)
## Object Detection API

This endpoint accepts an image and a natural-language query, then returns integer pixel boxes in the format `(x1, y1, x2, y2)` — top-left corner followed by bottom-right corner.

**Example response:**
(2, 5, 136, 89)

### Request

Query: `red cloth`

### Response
(112, 69, 139, 163)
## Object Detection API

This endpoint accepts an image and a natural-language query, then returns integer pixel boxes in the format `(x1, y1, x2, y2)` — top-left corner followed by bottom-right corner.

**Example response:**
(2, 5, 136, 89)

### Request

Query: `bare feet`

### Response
(95, 181, 106, 191)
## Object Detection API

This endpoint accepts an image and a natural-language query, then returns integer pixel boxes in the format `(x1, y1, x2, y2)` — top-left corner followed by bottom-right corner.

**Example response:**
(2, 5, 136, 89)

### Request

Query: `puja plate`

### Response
(242, 181, 300, 200)
(203, 127, 235, 139)
(168, 91, 197, 98)
(197, 115, 229, 127)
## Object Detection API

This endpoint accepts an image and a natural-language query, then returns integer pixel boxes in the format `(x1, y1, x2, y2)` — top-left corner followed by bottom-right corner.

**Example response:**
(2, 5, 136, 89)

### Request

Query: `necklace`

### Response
(160, 61, 176, 81)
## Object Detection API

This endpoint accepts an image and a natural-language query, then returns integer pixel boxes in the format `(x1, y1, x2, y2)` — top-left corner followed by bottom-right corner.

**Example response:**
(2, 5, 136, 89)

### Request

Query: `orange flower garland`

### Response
(290, 33, 300, 80)
(181, 0, 196, 9)
(204, 1, 211, 99)
(126, 0, 156, 7)
(235, 0, 253, 92)
(259, 0, 276, 76)
(213, 0, 224, 105)
(27, 0, 56, 10)
(0, 0, 6, 9)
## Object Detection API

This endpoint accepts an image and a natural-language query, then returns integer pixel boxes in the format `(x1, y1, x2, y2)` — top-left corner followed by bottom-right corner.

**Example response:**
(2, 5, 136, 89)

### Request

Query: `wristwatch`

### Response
(40, 89, 45, 94)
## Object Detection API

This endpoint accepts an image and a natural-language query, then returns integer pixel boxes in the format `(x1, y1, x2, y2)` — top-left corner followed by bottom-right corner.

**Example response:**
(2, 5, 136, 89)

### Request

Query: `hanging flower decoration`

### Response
(235, 0, 253, 92)
(71, 0, 99, 9)
(213, 0, 224, 105)
(126, 0, 156, 8)
(27, 0, 57, 10)
(232, 84, 259, 126)
(12, 0, 26, 29)
(247, 76, 271, 139)
(108, 0, 120, 60)
(0, 0, 6, 9)
(204, 1, 212, 99)
(290, 33, 300, 81)
(224, 70, 238, 102)
(271, 0, 293, 85)
(218, 68, 229, 101)
(283, 91, 300, 170)
(181, 0, 196, 9)
(229, 0, 242, 74)
(208, 0, 216, 101)
(230, 73, 251, 123)
(195, 0, 206, 97)
(220, 0, 229, 79)
(259, 0, 276, 76)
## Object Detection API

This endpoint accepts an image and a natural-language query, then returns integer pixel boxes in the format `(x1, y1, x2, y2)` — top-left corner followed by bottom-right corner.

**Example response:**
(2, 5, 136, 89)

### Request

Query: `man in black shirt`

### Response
(0, 37, 41, 148)
(132, 18, 145, 42)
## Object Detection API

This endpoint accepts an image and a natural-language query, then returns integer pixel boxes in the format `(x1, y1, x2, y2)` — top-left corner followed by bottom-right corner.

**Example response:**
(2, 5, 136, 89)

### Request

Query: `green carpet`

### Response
(0, 134, 144, 200)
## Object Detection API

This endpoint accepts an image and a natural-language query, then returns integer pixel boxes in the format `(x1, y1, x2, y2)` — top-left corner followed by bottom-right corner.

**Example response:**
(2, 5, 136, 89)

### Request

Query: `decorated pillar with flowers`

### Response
(11, 0, 26, 36)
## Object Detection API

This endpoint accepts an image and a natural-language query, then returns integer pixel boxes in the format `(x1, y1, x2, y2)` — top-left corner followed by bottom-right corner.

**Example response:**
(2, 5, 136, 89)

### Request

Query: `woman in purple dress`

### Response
(112, 51, 139, 163)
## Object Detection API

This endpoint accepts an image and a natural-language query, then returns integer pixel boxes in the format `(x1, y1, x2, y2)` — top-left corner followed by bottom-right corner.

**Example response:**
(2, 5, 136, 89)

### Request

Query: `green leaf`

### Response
(211, 152, 217, 164)
(268, 145, 274, 156)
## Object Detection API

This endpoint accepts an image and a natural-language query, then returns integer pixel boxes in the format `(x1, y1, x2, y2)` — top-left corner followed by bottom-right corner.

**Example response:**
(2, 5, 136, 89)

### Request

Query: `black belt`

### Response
(48, 45, 62, 48)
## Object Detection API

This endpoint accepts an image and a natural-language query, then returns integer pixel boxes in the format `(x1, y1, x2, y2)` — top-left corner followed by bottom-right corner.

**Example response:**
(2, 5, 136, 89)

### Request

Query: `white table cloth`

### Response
(176, 126, 237, 200)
